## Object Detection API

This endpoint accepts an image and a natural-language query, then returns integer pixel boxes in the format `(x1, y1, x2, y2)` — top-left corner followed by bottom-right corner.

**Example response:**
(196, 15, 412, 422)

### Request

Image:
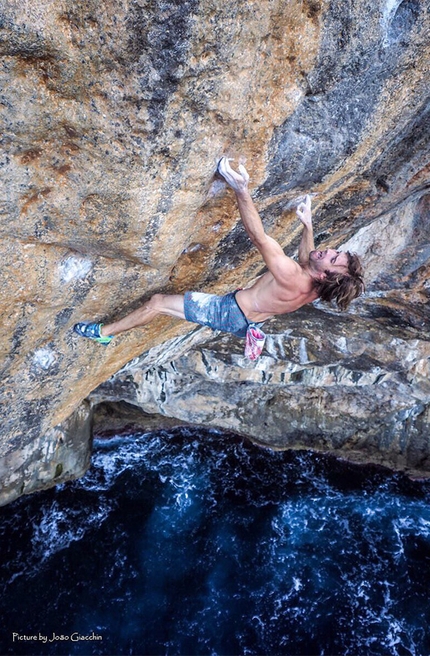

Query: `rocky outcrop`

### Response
(1, 0, 430, 504)
(91, 304, 430, 477)
(0, 401, 92, 506)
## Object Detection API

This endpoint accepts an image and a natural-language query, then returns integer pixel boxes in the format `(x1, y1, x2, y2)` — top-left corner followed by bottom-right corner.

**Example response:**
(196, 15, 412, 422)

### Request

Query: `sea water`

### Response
(1, 426, 430, 656)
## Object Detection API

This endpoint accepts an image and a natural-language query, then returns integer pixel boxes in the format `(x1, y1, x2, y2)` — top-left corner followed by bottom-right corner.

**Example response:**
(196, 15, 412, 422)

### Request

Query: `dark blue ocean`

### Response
(1, 426, 430, 656)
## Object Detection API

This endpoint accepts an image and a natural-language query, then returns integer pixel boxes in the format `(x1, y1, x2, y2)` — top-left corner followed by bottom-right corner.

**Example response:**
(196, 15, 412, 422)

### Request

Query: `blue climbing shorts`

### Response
(184, 291, 264, 338)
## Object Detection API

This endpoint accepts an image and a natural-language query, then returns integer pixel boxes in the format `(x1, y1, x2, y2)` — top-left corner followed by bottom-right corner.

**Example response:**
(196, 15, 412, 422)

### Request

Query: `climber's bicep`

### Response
(255, 235, 302, 284)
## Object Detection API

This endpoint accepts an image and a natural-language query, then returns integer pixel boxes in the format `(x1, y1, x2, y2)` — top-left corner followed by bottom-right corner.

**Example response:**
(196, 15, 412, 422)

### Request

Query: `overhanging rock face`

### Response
(1, 0, 430, 504)
(91, 306, 430, 478)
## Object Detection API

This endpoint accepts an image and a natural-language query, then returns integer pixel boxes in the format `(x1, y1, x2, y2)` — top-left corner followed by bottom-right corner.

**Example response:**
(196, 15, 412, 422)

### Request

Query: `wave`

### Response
(1, 426, 430, 656)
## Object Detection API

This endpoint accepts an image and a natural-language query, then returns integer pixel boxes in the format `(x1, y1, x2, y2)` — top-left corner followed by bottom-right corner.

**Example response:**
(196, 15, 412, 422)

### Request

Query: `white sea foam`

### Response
(4, 427, 430, 655)
(31, 500, 112, 563)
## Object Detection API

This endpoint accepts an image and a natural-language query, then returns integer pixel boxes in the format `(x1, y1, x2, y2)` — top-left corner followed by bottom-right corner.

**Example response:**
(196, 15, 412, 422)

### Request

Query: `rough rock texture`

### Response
(1, 0, 430, 503)
(0, 401, 92, 506)
(91, 307, 430, 477)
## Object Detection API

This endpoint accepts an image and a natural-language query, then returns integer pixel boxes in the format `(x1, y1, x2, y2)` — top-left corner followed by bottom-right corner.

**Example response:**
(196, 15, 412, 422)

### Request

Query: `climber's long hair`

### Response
(314, 252, 365, 311)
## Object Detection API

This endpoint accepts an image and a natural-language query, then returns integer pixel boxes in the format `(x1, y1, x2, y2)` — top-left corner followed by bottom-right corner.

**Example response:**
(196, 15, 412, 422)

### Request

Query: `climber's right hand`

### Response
(217, 157, 250, 194)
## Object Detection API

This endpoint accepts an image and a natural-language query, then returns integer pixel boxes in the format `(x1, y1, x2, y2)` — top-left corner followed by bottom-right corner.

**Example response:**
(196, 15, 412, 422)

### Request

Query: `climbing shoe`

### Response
(73, 322, 114, 345)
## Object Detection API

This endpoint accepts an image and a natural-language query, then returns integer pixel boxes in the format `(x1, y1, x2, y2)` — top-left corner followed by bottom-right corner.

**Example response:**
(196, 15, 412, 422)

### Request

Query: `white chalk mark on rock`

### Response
(33, 348, 56, 370)
(59, 256, 93, 283)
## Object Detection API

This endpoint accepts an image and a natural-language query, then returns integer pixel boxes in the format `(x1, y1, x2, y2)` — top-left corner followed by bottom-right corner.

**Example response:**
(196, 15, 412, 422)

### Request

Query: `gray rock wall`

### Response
(91, 304, 430, 478)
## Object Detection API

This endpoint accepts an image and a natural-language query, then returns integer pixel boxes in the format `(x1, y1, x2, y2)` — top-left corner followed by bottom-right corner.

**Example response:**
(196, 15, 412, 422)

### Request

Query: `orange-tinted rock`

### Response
(1, 0, 429, 503)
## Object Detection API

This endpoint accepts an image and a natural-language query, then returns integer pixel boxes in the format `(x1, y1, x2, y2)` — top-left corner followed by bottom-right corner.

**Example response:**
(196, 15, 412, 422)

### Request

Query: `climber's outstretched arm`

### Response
(217, 157, 264, 244)
(296, 195, 315, 266)
(217, 157, 302, 285)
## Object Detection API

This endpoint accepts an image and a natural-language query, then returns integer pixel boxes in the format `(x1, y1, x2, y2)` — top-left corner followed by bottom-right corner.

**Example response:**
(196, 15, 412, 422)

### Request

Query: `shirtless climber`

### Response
(74, 157, 364, 359)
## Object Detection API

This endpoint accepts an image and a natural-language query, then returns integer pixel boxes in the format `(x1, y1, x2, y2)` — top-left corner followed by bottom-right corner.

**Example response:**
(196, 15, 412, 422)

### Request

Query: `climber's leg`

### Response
(100, 294, 185, 336)
(73, 294, 185, 343)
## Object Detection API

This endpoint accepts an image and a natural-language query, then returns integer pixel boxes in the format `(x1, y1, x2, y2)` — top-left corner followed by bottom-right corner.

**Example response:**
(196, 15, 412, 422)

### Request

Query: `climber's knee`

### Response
(147, 293, 165, 312)
(145, 293, 186, 320)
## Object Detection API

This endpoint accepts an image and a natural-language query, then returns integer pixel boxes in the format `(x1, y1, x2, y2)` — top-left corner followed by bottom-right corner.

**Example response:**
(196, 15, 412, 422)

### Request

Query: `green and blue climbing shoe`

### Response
(73, 322, 114, 345)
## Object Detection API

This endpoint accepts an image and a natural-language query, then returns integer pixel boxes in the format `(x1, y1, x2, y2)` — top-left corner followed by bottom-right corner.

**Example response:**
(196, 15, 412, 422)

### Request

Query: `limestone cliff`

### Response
(1, 0, 429, 504)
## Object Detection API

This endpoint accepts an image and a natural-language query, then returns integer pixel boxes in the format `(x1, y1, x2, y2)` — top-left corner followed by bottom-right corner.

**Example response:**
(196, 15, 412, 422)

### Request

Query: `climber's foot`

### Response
(73, 322, 114, 345)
